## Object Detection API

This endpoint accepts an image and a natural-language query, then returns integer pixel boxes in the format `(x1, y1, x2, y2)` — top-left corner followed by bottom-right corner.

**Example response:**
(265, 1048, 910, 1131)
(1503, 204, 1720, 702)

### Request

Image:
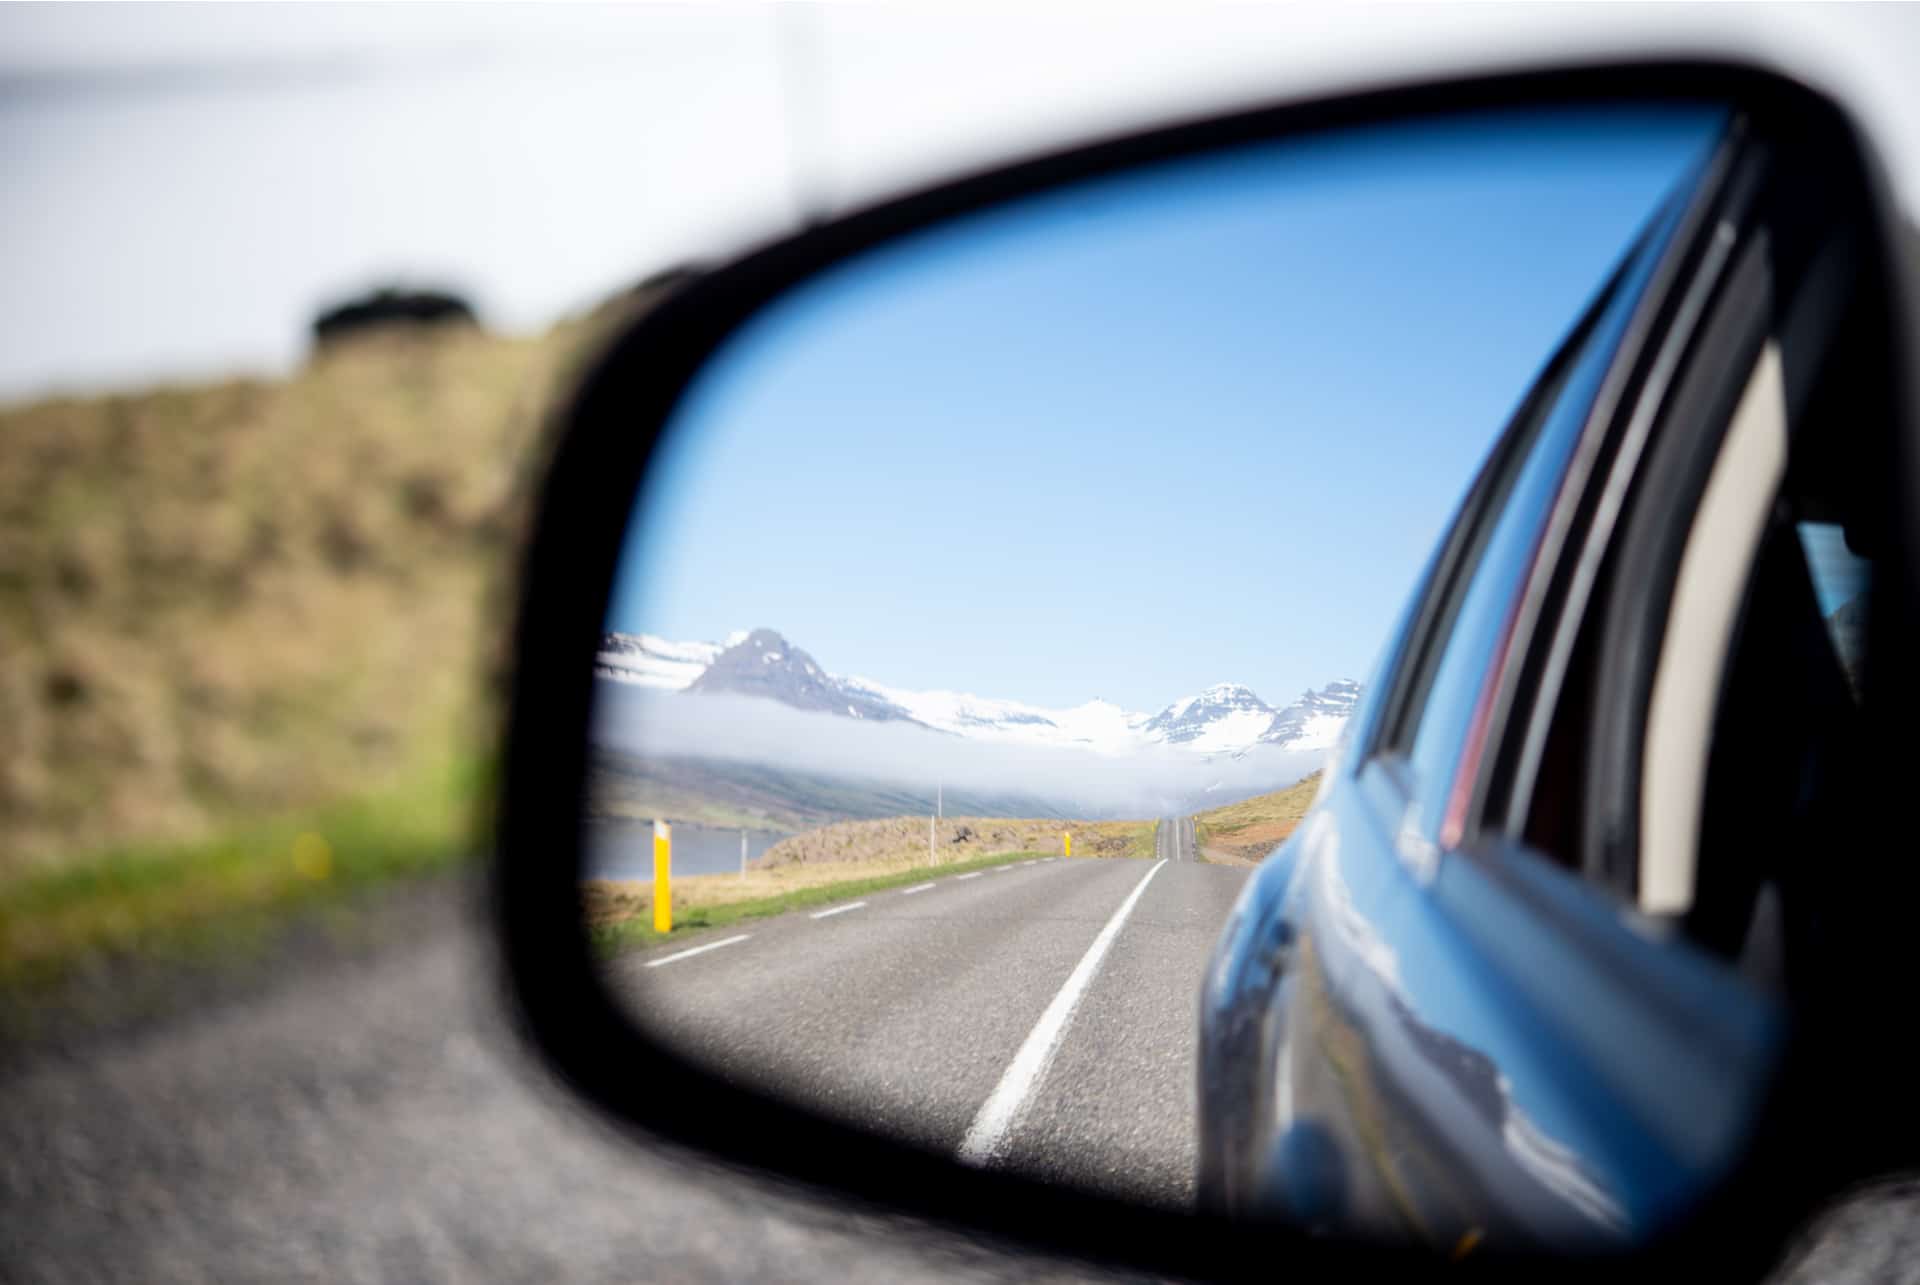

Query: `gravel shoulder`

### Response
(0, 871, 1143, 1284)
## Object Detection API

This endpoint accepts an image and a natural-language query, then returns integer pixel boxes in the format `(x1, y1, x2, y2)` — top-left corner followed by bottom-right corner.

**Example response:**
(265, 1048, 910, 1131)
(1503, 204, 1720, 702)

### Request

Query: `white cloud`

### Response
(590, 683, 1322, 819)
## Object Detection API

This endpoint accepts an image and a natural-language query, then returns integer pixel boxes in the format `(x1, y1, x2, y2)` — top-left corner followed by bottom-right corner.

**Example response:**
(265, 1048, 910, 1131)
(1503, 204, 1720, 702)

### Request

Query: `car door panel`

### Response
(1270, 765, 1782, 1250)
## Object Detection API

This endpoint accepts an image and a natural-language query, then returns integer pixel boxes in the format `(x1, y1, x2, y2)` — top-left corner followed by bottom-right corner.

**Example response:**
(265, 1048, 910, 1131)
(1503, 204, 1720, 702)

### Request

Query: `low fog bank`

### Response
(590, 682, 1324, 818)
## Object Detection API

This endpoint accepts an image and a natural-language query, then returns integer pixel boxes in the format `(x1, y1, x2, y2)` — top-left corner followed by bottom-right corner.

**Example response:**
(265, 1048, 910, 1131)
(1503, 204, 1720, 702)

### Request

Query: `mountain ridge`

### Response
(598, 627, 1358, 758)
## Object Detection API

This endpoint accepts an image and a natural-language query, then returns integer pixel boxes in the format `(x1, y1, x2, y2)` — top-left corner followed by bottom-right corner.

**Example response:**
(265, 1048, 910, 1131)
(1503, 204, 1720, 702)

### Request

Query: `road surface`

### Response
(0, 872, 1168, 1283)
(0, 829, 1906, 1282)
(615, 818, 1239, 1209)
(1155, 815, 1198, 866)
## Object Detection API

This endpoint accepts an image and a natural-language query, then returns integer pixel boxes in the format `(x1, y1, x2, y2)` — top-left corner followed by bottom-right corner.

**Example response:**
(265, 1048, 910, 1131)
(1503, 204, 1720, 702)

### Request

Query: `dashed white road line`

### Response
(644, 934, 752, 968)
(957, 858, 1169, 1165)
(645, 851, 1109, 967)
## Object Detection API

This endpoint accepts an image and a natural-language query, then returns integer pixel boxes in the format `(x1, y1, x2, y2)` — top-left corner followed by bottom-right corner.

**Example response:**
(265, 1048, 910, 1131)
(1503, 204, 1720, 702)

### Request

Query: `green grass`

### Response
(0, 322, 589, 874)
(0, 753, 489, 990)
(588, 849, 1066, 956)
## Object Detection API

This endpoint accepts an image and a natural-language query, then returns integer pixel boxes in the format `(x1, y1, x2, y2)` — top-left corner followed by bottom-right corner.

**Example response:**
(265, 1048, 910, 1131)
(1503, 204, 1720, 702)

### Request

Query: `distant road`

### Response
(1155, 815, 1197, 864)
(614, 828, 1244, 1210)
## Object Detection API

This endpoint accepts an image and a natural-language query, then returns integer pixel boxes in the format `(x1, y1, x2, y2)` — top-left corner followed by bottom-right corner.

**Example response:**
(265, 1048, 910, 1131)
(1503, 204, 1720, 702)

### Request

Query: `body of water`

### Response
(586, 820, 790, 882)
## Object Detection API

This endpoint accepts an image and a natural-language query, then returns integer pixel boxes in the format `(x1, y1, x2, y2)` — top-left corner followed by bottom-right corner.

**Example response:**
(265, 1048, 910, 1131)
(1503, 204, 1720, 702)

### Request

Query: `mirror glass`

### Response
(579, 105, 1739, 1244)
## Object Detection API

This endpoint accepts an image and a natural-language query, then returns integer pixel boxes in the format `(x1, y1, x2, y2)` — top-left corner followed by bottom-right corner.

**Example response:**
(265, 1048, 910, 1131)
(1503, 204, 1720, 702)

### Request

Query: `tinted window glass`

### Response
(1796, 520, 1869, 697)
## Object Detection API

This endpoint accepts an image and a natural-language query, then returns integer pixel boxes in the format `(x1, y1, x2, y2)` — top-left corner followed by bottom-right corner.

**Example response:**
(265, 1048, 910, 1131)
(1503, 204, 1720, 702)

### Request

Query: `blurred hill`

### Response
(0, 306, 633, 874)
(1193, 772, 1319, 865)
(311, 286, 479, 348)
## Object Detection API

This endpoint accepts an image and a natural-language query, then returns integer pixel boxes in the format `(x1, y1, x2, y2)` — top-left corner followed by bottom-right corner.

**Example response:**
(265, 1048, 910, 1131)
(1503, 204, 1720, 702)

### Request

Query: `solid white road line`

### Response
(900, 882, 937, 896)
(644, 934, 752, 968)
(956, 872, 984, 881)
(810, 901, 867, 920)
(957, 858, 1169, 1166)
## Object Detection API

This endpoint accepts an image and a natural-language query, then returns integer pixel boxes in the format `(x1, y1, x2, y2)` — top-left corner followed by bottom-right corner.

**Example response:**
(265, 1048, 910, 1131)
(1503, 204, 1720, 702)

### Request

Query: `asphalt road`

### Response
(1154, 815, 1198, 866)
(0, 873, 1168, 1284)
(615, 822, 1243, 1210)
(1, 833, 1911, 1283)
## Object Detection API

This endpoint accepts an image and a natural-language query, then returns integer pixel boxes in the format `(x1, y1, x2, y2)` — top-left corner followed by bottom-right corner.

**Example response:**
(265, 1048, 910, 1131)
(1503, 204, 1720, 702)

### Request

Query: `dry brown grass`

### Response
(754, 814, 1154, 869)
(0, 314, 630, 875)
(1193, 772, 1321, 865)
(582, 846, 1053, 952)
(584, 853, 950, 925)
(581, 813, 1152, 948)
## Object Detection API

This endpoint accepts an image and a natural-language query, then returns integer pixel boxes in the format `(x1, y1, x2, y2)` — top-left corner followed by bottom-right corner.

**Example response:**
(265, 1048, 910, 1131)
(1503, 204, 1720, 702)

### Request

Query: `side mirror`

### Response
(493, 60, 1920, 1278)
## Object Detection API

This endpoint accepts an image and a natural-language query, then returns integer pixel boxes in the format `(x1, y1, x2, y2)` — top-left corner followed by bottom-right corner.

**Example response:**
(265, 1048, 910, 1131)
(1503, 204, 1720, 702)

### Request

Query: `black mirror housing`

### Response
(492, 58, 1920, 1280)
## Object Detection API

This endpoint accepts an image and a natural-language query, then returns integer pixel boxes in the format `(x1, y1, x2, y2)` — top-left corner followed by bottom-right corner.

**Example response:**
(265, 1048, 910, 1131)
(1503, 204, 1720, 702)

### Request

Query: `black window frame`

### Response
(1560, 144, 1872, 905)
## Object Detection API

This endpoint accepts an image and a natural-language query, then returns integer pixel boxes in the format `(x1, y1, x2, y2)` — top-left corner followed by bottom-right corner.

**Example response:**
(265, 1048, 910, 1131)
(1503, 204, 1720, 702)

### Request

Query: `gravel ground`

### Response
(1767, 1178, 1920, 1285)
(0, 869, 1910, 1283)
(0, 874, 1143, 1284)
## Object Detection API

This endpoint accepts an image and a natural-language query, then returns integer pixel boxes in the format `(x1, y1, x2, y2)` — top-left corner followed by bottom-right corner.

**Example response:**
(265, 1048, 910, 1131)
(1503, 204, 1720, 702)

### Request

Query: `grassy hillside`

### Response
(0, 321, 609, 874)
(753, 814, 1155, 868)
(1193, 772, 1320, 865)
(0, 303, 660, 982)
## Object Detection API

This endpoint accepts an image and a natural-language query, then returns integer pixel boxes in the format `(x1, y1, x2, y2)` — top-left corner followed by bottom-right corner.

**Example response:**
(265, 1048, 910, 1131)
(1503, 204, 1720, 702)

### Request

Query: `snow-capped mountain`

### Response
(1142, 684, 1279, 753)
(597, 627, 1358, 757)
(839, 674, 1155, 753)
(1133, 680, 1361, 755)
(593, 633, 728, 688)
(687, 629, 913, 723)
(1260, 679, 1363, 752)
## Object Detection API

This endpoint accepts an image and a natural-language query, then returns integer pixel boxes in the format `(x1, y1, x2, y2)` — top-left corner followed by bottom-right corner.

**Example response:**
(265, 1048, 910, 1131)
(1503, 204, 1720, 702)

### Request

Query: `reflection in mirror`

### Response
(579, 105, 1737, 1245)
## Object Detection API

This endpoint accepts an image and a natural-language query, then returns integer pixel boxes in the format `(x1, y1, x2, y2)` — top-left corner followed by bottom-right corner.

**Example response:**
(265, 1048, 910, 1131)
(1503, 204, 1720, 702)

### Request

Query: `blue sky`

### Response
(611, 107, 1723, 711)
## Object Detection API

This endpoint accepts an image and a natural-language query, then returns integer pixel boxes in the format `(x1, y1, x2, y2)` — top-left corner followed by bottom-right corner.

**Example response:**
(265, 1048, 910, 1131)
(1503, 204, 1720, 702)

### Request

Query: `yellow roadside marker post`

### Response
(1063, 832, 1072, 859)
(654, 819, 672, 934)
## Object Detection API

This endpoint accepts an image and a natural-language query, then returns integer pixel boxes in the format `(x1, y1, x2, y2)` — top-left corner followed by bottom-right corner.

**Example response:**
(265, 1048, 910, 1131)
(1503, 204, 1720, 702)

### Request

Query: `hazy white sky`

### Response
(2, 3, 1918, 402)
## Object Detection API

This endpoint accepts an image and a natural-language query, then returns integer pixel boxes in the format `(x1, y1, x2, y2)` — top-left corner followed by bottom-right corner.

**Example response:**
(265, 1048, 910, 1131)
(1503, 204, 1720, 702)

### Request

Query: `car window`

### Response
(1391, 188, 1694, 841)
(1795, 520, 1869, 697)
